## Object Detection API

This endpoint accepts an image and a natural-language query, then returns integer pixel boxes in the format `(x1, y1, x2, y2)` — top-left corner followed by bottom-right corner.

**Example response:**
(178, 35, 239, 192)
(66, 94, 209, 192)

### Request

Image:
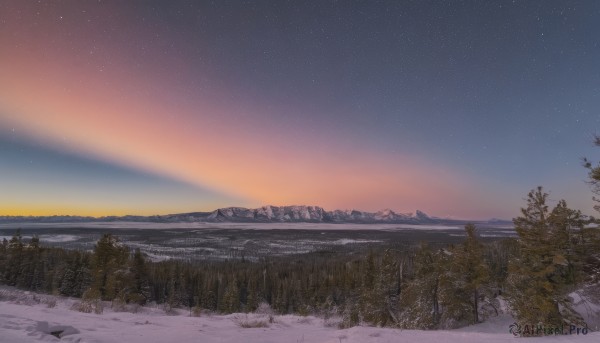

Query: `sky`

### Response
(1, 0, 599, 219)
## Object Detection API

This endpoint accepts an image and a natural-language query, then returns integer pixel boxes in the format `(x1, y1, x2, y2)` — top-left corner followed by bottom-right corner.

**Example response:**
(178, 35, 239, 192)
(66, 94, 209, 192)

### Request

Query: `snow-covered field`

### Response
(1, 287, 598, 343)
(0, 223, 516, 261)
(0, 222, 473, 231)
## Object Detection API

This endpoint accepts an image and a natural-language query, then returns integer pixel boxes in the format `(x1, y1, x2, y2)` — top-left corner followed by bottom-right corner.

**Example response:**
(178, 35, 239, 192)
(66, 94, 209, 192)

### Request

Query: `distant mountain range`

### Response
(0, 205, 511, 225)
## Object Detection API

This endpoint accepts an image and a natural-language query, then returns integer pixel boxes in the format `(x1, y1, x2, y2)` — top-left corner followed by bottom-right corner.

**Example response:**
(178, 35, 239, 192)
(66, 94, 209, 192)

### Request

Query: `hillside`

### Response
(1, 286, 598, 343)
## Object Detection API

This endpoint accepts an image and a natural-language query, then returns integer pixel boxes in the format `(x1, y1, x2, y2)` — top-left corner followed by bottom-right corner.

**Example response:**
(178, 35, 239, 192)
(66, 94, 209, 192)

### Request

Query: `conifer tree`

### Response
(440, 224, 490, 328)
(0, 238, 7, 284)
(221, 276, 240, 313)
(89, 234, 130, 300)
(245, 275, 259, 312)
(583, 135, 600, 214)
(360, 249, 400, 326)
(359, 250, 387, 325)
(27, 236, 45, 292)
(129, 248, 151, 305)
(380, 249, 400, 312)
(507, 187, 585, 328)
(5, 230, 24, 286)
(582, 135, 600, 282)
(399, 243, 445, 329)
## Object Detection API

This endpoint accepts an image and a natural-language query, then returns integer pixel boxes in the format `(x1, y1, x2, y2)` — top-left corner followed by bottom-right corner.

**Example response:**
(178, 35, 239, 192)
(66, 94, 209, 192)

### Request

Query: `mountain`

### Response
(0, 206, 511, 225)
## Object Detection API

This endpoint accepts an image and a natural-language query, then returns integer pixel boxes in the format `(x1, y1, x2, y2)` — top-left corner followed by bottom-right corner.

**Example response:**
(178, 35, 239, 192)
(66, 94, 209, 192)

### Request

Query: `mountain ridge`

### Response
(0, 205, 511, 225)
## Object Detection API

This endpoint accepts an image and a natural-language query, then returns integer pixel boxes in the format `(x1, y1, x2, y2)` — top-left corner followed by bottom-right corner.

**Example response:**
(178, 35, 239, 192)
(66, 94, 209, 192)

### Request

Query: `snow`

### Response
(0, 234, 80, 243)
(0, 222, 469, 231)
(1, 287, 598, 343)
(332, 239, 383, 245)
(569, 287, 600, 331)
(39, 234, 80, 243)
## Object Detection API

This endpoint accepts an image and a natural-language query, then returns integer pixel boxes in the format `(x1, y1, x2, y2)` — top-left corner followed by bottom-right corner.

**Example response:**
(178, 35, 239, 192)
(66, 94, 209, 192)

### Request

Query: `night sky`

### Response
(1, 1, 599, 219)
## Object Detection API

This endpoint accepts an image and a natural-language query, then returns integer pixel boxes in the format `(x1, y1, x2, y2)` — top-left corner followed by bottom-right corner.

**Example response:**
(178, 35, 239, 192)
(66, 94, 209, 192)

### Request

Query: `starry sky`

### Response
(1, 1, 599, 219)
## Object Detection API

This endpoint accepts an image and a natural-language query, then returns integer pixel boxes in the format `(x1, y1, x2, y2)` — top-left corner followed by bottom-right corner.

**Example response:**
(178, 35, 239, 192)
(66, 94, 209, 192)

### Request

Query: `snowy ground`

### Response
(0, 222, 490, 231)
(0, 224, 516, 262)
(1, 287, 599, 342)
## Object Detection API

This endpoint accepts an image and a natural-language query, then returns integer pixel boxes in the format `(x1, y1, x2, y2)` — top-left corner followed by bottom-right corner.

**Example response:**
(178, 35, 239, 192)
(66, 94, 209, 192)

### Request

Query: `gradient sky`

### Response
(1, 1, 599, 219)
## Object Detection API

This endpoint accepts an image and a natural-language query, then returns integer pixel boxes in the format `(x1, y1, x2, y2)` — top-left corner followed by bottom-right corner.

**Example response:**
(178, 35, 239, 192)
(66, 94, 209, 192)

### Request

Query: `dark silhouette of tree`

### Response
(89, 234, 130, 300)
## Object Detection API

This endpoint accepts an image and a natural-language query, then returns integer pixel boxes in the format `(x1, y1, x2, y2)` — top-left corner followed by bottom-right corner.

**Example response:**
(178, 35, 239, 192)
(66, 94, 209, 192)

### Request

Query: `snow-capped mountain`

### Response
(172, 205, 429, 223)
(205, 206, 327, 222)
(0, 206, 510, 225)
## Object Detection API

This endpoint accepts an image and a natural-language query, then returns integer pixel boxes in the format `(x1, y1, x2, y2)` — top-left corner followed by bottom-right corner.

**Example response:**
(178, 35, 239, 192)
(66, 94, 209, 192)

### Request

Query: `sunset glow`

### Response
(1, 1, 598, 219)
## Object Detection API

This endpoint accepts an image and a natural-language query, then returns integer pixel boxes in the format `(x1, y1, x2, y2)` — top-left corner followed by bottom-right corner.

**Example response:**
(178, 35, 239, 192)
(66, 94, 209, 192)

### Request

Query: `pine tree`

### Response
(380, 249, 400, 320)
(583, 135, 600, 213)
(440, 224, 490, 328)
(581, 137, 600, 282)
(89, 234, 130, 300)
(399, 243, 445, 329)
(359, 250, 387, 325)
(273, 282, 287, 313)
(245, 275, 259, 312)
(507, 187, 585, 329)
(0, 238, 7, 284)
(359, 249, 399, 326)
(5, 230, 24, 286)
(129, 248, 151, 305)
(221, 276, 240, 313)
(27, 236, 45, 292)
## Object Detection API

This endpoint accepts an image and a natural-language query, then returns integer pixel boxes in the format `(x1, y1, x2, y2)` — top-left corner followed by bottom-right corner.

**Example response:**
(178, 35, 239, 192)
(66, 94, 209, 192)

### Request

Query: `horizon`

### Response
(0, 203, 519, 222)
(1, 2, 599, 220)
